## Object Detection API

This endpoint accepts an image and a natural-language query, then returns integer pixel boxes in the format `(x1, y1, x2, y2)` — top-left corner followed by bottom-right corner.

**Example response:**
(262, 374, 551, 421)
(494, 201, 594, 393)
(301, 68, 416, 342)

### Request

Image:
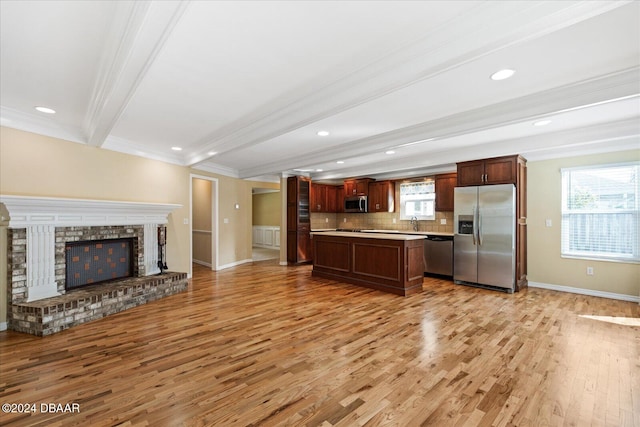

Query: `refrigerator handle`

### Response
(478, 208, 483, 246)
(472, 206, 477, 245)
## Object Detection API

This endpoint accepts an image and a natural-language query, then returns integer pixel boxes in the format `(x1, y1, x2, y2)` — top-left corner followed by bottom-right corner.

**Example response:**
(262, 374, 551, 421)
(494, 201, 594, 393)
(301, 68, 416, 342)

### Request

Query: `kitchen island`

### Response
(310, 231, 425, 296)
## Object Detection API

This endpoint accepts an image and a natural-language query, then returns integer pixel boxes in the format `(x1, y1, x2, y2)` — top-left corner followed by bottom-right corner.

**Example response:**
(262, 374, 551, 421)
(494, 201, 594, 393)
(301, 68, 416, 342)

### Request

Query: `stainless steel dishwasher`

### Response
(423, 235, 453, 276)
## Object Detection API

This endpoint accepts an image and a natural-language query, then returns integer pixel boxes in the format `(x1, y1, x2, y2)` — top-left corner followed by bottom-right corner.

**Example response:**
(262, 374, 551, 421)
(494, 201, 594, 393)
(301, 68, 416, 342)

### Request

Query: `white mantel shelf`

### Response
(0, 195, 182, 227)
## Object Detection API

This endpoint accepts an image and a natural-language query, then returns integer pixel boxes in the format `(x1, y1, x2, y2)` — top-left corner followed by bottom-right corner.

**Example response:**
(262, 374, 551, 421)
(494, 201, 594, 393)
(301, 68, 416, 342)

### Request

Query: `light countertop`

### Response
(310, 231, 426, 241)
(311, 229, 453, 238)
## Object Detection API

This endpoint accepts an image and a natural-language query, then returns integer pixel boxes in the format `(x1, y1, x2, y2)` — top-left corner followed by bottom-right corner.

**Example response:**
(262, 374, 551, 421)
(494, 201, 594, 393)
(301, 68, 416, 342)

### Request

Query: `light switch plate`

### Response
(545, 219, 552, 227)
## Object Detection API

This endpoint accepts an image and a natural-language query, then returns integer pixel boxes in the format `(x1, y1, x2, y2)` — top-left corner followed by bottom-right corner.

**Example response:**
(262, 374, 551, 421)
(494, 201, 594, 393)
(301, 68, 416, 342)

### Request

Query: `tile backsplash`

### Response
(311, 211, 454, 233)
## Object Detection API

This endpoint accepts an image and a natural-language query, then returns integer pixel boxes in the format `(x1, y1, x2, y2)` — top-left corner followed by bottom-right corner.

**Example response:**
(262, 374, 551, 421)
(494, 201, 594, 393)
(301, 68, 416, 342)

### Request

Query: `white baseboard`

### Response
(193, 259, 212, 268)
(216, 258, 253, 271)
(528, 281, 640, 303)
(279, 261, 288, 266)
(0, 322, 7, 332)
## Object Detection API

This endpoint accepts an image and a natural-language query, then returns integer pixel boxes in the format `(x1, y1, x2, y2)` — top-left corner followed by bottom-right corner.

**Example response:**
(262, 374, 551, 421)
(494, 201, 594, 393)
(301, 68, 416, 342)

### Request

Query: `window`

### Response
(399, 180, 435, 220)
(561, 162, 639, 262)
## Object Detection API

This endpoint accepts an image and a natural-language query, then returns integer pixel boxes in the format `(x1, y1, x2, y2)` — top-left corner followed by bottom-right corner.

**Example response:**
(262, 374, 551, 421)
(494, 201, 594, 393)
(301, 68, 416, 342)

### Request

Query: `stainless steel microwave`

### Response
(344, 196, 368, 213)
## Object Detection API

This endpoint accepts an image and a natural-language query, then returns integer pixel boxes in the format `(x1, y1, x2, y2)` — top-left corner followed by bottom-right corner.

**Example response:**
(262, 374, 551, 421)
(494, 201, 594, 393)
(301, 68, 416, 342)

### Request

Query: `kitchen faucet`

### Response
(410, 216, 419, 231)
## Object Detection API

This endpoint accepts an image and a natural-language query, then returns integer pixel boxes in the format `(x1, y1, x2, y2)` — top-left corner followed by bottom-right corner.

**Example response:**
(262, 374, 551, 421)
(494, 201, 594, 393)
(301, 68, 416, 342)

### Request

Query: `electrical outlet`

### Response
(183, 218, 189, 225)
(545, 219, 552, 227)
(440, 218, 447, 225)
(392, 218, 396, 224)
(223, 218, 229, 224)
(343, 218, 347, 223)
(586, 266, 594, 275)
(325, 217, 329, 223)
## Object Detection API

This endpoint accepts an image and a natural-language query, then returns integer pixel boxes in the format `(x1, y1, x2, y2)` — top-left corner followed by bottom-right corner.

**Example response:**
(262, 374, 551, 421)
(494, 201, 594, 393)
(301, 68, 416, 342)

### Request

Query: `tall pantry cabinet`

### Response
(287, 176, 312, 263)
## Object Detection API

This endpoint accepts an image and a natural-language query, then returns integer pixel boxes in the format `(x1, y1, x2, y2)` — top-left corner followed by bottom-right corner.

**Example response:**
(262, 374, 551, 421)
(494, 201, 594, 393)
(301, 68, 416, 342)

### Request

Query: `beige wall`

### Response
(0, 127, 279, 325)
(527, 149, 640, 297)
(252, 192, 280, 226)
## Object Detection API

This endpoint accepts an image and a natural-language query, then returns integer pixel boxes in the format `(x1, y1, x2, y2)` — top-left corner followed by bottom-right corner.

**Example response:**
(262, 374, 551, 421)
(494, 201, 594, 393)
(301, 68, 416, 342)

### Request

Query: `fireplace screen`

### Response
(65, 238, 133, 290)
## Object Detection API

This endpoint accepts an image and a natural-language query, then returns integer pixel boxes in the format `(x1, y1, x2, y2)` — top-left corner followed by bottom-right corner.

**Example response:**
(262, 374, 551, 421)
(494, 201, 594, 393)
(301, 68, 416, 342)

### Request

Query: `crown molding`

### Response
(185, 1, 629, 166)
(0, 195, 182, 228)
(191, 162, 241, 179)
(102, 134, 185, 165)
(0, 107, 86, 144)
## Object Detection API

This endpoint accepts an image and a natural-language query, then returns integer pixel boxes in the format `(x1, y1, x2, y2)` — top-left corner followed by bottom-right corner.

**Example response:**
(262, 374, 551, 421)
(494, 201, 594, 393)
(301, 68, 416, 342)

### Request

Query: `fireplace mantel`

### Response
(0, 195, 181, 227)
(1, 195, 182, 302)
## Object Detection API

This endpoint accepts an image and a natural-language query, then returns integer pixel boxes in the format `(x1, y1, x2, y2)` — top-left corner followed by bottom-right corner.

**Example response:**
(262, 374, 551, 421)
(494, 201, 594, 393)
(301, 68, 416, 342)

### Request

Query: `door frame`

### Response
(190, 174, 219, 275)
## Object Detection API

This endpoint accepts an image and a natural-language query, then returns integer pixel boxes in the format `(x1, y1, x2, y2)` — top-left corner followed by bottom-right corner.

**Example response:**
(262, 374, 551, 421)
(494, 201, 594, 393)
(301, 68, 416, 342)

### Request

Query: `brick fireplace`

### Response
(0, 195, 187, 335)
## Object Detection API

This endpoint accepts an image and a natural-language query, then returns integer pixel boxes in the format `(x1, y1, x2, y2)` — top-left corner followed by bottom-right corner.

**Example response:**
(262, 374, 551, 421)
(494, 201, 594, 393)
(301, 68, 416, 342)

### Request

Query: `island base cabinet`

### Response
(312, 234, 424, 296)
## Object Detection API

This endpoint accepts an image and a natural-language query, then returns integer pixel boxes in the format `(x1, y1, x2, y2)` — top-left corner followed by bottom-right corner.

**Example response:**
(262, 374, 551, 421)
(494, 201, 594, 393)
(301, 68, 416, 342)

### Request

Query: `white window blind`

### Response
(561, 162, 639, 262)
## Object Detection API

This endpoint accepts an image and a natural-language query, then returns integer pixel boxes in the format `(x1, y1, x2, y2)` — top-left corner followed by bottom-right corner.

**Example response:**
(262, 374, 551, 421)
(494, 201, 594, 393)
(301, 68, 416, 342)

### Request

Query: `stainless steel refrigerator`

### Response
(453, 184, 516, 292)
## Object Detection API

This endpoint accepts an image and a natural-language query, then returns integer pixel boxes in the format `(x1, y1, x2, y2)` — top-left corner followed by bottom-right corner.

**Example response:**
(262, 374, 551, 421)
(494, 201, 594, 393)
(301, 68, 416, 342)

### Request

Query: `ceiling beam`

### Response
(83, 1, 189, 147)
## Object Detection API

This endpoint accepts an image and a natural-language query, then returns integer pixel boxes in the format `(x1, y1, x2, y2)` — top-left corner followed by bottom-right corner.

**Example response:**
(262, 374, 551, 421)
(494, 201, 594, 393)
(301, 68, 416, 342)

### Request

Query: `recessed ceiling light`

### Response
(490, 69, 515, 81)
(385, 150, 395, 155)
(336, 160, 344, 164)
(35, 106, 56, 114)
(207, 151, 217, 156)
(171, 146, 182, 151)
(317, 131, 330, 136)
(316, 169, 323, 172)
(533, 120, 552, 127)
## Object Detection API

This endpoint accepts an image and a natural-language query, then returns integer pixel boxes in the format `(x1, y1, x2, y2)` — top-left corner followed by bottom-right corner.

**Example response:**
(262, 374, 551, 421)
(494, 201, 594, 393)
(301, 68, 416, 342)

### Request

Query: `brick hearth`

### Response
(9, 272, 188, 336)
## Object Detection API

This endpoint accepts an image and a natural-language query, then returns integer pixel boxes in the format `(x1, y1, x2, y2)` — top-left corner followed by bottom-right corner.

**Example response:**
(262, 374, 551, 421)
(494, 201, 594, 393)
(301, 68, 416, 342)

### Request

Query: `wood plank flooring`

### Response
(1, 260, 638, 426)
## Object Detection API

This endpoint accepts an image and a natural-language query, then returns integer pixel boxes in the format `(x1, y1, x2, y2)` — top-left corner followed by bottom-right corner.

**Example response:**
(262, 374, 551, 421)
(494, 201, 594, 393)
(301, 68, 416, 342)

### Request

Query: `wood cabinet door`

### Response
(326, 185, 338, 212)
(484, 157, 517, 185)
(435, 173, 456, 211)
(335, 186, 345, 212)
(355, 180, 370, 196)
(457, 161, 485, 186)
(344, 180, 356, 196)
(310, 184, 327, 212)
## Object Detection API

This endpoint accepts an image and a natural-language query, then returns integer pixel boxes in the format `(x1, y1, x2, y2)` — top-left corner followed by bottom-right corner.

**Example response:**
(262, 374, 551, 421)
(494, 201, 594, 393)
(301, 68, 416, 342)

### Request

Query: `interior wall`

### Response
(252, 192, 280, 226)
(192, 178, 212, 266)
(527, 149, 640, 297)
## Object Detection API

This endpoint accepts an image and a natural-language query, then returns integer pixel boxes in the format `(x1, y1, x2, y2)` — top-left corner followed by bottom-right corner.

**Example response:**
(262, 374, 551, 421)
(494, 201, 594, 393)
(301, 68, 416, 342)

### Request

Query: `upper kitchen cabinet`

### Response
(457, 155, 525, 186)
(310, 183, 339, 213)
(344, 178, 373, 197)
(368, 180, 395, 212)
(434, 173, 456, 211)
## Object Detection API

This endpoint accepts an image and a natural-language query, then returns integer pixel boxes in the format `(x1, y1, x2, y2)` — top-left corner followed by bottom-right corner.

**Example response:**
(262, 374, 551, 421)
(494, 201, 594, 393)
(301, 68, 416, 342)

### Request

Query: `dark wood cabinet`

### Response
(456, 154, 528, 291)
(434, 173, 456, 211)
(457, 155, 521, 186)
(312, 233, 424, 296)
(368, 180, 395, 212)
(310, 183, 340, 213)
(343, 178, 373, 197)
(287, 176, 311, 263)
(335, 185, 344, 213)
(310, 183, 327, 212)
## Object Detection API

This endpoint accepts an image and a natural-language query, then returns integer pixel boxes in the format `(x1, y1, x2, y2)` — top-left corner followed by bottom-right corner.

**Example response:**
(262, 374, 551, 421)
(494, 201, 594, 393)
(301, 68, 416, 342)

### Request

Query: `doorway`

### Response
(190, 175, 218, 273)
(252, 187, 280, 262)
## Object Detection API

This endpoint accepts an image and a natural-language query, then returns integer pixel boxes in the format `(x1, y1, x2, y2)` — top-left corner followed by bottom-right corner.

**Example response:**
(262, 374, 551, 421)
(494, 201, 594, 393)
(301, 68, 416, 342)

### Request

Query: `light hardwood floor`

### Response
(1, 260, 638, 426)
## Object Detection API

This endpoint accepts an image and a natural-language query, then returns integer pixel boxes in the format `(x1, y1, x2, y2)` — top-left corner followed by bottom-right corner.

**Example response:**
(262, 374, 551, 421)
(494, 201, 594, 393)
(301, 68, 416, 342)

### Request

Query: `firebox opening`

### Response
(65, 238, 134, 291)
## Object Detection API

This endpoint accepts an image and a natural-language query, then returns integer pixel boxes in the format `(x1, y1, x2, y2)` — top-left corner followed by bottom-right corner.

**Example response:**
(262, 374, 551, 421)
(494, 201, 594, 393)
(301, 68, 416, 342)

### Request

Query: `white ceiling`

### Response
(1, 1, 639, 183)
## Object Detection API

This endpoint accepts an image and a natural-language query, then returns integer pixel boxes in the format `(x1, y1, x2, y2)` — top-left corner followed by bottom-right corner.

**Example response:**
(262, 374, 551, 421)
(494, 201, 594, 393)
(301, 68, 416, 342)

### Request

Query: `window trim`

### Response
(560, 161, 639, 264)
